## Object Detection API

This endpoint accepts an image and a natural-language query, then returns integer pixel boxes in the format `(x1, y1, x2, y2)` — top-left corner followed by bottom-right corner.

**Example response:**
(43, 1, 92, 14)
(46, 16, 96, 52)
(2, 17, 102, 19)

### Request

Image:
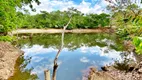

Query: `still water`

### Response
(9, 33, 135, 80)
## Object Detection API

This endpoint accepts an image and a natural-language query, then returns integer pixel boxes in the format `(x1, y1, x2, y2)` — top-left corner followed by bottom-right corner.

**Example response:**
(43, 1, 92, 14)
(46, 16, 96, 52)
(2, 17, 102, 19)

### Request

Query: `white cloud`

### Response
(23, 0, 109, 15)
(80, 46, 88, 53)
(97, 46, 122, 60)
(79, 46, 122, 60)
(31, 63, 53, 74)
(62, 48, 69, 52)
(31, 59, 62, 74)
(80, 57, 90, 63)
(91, 60, 113, 66)
(32, 56, 44, 62)
(22, 45, 58, 56)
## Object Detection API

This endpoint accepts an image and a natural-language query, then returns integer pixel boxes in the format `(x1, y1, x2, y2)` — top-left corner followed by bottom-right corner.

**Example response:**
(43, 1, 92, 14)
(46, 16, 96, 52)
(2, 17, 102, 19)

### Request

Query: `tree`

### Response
(106, 0, 142, 54)
(106, 0, 142, 34)
(0, 0, 40, 34)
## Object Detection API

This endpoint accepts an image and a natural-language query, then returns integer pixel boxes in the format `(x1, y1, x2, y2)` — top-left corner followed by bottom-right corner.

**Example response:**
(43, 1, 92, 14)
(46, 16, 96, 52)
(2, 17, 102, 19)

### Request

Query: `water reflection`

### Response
(17, 33, 124, 51)
(113, 51, 136, 71)
(20, 45, 128, 80)
(51, 27, 65, 80)
(8, 56, 38, 80)
(12, 33, 136, 80)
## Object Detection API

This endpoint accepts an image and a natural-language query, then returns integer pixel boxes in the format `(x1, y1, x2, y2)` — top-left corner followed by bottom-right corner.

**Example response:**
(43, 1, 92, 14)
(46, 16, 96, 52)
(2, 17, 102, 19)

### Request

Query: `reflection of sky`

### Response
(22, 45, 124, 80)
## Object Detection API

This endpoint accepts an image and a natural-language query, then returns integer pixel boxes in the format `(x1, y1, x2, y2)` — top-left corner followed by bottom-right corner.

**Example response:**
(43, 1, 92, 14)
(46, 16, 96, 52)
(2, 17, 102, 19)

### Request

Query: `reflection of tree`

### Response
(52, 18, 72, 80)
(18, 33, 124, 51)
(133, 51, 142, 63)
(8, 56, 38, 80)
(44, 18, 72, 80)
(113, 51, 135, 71)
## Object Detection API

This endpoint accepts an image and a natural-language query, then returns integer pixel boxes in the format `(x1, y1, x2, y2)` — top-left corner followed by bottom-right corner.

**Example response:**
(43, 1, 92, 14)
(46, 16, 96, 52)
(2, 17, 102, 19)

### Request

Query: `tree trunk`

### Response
(52, 17, 72, 80)
(44, 70, 51, 80)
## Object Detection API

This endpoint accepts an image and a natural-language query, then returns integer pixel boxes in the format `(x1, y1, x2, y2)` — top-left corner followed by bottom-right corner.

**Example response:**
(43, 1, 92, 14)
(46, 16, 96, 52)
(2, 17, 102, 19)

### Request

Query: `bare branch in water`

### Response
(52, 17, 72, 80)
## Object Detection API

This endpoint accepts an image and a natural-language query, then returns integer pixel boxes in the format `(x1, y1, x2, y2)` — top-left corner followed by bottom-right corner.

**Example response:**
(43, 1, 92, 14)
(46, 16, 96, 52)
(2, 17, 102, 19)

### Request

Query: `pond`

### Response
(9, 33, 136, 80)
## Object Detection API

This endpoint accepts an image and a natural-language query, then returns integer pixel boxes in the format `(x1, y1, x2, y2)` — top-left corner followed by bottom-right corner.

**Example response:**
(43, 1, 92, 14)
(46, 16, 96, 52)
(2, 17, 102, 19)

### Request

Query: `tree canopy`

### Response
(0, 0, 40, 33)
(16, 8, 110, 29)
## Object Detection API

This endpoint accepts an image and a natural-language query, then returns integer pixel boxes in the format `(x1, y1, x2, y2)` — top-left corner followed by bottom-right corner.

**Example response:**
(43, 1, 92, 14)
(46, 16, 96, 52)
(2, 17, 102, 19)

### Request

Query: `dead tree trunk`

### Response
(44, 70, 51, 80)
(52, 17, 72, 80)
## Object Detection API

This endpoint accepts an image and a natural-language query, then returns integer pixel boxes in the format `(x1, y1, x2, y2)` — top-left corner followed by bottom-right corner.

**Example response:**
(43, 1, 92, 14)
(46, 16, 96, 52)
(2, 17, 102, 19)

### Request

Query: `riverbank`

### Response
(11, 28, 114, 34)
(84, 61, 142, 80)
(0, 42, 23, 80)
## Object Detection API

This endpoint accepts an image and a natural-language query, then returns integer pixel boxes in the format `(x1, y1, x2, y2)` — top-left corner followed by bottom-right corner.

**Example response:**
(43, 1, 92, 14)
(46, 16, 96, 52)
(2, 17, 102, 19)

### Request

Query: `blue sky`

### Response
(25, 0, 110, 14)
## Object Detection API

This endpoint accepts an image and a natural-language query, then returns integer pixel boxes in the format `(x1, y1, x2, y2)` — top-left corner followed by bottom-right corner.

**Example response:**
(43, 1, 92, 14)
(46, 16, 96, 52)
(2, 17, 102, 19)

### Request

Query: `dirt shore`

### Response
(0, 42, 23, 80)
(83, 61, 142, 80)
(11, 28, 114, 34)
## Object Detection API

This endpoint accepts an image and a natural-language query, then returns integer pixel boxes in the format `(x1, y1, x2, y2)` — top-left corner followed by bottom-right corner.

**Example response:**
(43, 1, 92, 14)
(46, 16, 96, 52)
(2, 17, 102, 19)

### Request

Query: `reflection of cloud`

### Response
(80, 46, 88, 53)
(79, 46, 122, 61)
(80, 57, 90, 63)
(32, 56, 44, 63)
(31, 60, 63, 75)
(90, 49, 97, 54)
(90, 46, 100, 54)
(78, 46, 125, 65)
(101, 38, 115, 46)
(62, 48, 68, 52)
(99, 47, 121, 60)
(101, 60, 114, 66)
(31, 63, 53, 74)
(96, 38, 115, 46)
(91, 60, 113, 67)
(21, 45, 58, 56)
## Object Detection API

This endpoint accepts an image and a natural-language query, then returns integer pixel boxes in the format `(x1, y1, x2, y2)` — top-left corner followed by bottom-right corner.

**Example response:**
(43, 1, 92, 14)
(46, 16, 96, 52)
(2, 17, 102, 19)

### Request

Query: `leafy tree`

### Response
(17, 8, 110, 29)
(106, 0, 142, 54)
(0, 0, 40, 34)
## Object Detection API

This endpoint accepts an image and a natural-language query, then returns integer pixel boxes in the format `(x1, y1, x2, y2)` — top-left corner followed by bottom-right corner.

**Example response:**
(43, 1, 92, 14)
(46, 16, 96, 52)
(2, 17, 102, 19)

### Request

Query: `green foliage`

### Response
(116, 28, 130, 40)
(0, 0, 110, 33)
(17, 33, 124, 51)
(0, 0, 40, 41)
(133, 37, 142, 54)
(0, 0, 40, 33)
(0, 36, 14, 42)
(106, 0, 142, 54)
(17, 9, 110, 29)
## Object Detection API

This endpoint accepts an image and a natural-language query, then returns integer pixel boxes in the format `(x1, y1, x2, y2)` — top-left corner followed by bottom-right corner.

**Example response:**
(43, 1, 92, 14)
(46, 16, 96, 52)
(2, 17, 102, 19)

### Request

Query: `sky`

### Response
(25, 0, 110, 15)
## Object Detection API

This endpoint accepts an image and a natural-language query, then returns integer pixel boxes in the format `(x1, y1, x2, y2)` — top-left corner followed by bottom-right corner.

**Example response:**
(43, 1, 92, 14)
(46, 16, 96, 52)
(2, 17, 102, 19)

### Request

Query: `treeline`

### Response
(16, 8, 110, 29)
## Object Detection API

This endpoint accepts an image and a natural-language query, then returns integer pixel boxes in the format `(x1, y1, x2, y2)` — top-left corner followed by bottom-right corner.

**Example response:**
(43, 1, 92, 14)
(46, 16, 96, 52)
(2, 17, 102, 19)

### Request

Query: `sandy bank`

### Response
(11, 28, 114, 34)
(0, 42, 23, 80)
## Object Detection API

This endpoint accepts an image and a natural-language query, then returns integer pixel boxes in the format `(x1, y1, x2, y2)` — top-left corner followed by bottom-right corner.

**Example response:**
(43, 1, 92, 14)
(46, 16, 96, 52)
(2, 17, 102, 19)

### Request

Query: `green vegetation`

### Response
(0, 1, 110, 32)
(133, 37, 142, 54)
(0, 0, 40, 42)
(0, 0, 40, 34)
(0, 0, 142, 54)
(16, 8, 110, 29)
(17, 33, 124, 51)
(0, 0, 110, 42)
(0, 36, 14, 42)
(106, 0, 142, 54)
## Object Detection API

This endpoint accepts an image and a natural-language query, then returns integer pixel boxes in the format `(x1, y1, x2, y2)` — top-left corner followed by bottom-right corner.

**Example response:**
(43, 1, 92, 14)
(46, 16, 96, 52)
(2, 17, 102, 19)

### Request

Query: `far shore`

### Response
(11, 28, 114, 34)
